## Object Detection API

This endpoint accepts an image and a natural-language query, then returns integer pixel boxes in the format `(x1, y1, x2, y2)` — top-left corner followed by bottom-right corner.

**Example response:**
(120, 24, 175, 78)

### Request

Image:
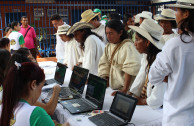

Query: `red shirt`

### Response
(19, 25, 36, 49)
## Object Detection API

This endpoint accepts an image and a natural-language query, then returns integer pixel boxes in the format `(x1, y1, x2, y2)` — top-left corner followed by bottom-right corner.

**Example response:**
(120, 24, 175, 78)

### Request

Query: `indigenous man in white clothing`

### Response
(56, 25, 83, 70)
(154, 9, 178, 43)
(51, 14, 66, 63)
(80, 9, 108, 45)
(98, 20, 141, 96)
(67, 22, 105, 75)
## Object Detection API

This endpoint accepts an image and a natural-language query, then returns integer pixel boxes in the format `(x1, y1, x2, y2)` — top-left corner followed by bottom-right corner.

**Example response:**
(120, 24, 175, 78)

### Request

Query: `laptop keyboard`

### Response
(89, 112, 124, 126)
(59, 88, 72, 98)
(68, 99, 96, 111)
(46, 79, 56, 84)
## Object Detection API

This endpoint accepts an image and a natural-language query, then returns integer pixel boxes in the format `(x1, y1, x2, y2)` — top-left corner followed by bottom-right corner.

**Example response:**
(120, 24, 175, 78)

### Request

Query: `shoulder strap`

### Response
(24, 26, 31, 38)
(110, 39, 129, 64)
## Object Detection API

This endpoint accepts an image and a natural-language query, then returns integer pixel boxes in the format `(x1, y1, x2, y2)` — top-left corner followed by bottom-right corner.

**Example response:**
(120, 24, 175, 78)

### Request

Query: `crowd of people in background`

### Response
(0, 0, 194, 125)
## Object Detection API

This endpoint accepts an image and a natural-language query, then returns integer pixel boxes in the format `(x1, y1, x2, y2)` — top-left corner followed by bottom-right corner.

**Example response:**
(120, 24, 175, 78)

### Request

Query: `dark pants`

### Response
(29, 48, 37, 59)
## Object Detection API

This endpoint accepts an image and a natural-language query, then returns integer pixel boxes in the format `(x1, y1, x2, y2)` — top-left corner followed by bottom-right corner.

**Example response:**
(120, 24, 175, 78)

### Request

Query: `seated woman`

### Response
(129, 18, 167, 109)
(57, 25, 83, 70)
(0, 37, 10, 51)
(0, 62, 69, 126)
(67, 22, 105, 75)
(154, 9, 178, 43)
(0, 49, 11, 104)
(98, 19, 141, 95)
(5, 48, 60, 116)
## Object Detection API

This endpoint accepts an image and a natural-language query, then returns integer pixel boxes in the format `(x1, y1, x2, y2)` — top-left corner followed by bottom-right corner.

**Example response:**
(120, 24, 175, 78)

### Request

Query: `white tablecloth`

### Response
(39, 61, 163, 126)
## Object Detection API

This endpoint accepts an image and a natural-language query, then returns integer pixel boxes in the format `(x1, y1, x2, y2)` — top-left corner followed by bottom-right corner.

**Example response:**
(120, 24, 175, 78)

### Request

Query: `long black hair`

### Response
(0, 49, 11, 85)
(16, 47, 31, 57)
(178, 8, 194, 43)
(105, 19, 128, 42)
(136, 32, 161, 71)
(77, 28, 103, 50)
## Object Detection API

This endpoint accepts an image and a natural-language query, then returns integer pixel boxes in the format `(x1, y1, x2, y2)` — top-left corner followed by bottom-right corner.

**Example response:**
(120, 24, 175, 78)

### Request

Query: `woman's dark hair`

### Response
(109, 13, 121, 20)
(136, 32, 161, 71)
(68, 34, 74, 39)
(105, 19, 128, 42)
(3, 27, 11, 33)
(5, 53, 31, 76)
(123, 14, 133, 25)
(178, 8, 194, 43)
(0, 62, 45, 126)
(3, 27, 6, 32)
(77, 28, 103, 50)
(134, 23, 140, 26)
(170, 20, 177, 29)
(0, 49, 11, 85)
(16, 47, 30, 57)
(11, 21, 19, 30)
(0, 37, 10, 49)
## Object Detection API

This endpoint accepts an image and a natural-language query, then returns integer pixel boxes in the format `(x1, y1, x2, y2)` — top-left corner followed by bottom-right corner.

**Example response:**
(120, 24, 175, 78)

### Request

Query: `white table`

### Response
(39, 61, 163, 126)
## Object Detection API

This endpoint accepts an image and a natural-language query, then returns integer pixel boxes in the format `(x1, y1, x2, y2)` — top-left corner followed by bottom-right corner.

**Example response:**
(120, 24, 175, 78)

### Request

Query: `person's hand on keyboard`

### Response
(53, 85, 61, 95)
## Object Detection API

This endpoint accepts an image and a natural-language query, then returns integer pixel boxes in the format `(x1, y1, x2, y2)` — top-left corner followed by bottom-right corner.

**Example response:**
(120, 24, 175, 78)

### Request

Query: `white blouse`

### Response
(82, 35, 105, 75)
(149, 34, 194, 126)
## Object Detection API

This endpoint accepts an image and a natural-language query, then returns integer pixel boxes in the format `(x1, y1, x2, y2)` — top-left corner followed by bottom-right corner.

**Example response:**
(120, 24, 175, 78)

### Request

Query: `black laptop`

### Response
(45, 62, 67, 85)
(89, 92, 137, 126)
(60, 74, 107, 114)
(58, 66, 89, 100)
(47, 66, 89, 100)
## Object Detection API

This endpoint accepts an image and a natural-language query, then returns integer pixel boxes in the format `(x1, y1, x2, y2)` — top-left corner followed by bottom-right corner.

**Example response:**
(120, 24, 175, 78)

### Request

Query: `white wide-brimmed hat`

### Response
(55, 25, 71, 35)
(80, 9, 100, 23)
(129, 19, 164, 50)
(167, 0, 194, 9)
(138, 11, 152, 19)
(67, 22, 94, 35)
(154, 9, 176, 21)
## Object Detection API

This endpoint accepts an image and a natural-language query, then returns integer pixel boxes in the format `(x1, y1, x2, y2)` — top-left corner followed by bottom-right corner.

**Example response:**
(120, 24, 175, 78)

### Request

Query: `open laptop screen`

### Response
(54, 63, 67, 84)
(86, 74, 107, 109)
(110, 92, 137, 121)
(68, 66, 89, 94)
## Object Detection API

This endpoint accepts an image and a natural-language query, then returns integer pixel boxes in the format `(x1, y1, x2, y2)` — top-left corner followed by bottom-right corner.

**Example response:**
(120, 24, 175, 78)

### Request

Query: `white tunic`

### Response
(82, 35, 105, 75)
(64, 38, 83, 70)
(98, 39, 141, 89)
(56, 24, 66, 62)
(149, 34, 194, 126)
(92, 23, 108, 45)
